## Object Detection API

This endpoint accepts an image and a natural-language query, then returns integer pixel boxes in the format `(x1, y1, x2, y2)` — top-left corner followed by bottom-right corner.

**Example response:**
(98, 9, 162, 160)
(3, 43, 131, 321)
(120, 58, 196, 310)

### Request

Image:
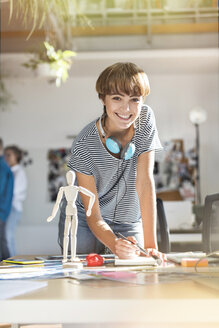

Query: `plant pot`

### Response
(35, 63, 56, 78)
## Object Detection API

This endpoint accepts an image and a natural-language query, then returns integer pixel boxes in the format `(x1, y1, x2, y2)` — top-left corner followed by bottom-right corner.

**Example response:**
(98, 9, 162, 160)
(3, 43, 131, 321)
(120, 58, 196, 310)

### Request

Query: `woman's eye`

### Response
(132, 98, 140, 103)
(112, 96, 121, 101)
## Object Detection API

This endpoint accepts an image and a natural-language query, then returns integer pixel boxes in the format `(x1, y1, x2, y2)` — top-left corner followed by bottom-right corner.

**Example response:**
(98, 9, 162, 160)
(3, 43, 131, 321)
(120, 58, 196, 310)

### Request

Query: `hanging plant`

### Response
(9, 0, 93, 50)
(8, 1, 93, 86)
(23, 41, 76, 87)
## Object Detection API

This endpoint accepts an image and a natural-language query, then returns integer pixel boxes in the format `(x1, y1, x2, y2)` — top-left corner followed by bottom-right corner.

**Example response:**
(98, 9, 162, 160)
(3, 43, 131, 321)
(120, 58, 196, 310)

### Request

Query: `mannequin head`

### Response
(66, 170, 76, 186)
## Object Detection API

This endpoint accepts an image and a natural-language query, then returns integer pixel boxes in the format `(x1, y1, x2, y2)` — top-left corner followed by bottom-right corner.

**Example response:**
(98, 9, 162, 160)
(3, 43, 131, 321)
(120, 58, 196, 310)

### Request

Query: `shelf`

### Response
(73, 0, 219, 28)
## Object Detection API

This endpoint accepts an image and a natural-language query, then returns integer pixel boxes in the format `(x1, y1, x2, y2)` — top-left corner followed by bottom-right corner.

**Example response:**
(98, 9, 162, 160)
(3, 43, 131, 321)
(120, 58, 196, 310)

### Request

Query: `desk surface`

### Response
(1, 262, 219, 326)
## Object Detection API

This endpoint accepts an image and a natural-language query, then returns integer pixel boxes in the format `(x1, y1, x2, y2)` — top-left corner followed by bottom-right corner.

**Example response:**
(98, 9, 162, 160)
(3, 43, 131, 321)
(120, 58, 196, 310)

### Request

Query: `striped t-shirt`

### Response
(68, 105, 162, 224)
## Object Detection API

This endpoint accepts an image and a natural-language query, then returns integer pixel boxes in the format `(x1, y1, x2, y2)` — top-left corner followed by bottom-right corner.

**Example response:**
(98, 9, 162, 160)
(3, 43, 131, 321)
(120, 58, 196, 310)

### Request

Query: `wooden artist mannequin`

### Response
(47, 170, 95, 263)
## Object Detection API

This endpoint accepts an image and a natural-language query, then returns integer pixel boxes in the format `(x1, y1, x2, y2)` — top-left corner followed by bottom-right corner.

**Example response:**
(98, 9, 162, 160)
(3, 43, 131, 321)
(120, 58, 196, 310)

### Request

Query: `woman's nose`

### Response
(121, 101, 130, 112)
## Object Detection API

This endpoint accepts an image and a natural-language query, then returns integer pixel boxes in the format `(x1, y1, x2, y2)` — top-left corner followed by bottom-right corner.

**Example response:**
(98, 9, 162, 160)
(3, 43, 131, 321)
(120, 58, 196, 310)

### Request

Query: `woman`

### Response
(59, 62, 164, 260)
(4, 145, 27, 257)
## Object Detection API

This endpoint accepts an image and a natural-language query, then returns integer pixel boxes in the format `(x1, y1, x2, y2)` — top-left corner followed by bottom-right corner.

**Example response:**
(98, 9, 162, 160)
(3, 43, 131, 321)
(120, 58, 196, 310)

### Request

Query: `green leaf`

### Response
(62, 50, 76, 58)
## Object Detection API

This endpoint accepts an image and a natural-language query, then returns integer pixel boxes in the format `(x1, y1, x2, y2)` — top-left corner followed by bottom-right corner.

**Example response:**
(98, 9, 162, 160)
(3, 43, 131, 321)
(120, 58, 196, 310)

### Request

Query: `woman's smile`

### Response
(116, 113, 132, 121)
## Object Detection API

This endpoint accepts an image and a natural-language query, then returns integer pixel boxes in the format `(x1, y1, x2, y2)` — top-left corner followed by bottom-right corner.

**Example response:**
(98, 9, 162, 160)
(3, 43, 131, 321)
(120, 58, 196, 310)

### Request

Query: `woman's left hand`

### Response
(144, 248, 167, 263)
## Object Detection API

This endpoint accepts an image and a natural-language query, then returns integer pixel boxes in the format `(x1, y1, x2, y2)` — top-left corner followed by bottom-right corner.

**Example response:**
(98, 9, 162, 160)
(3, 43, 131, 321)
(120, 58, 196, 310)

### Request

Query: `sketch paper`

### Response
(97, 271, 202, 285)
(0, 281, 47, 300)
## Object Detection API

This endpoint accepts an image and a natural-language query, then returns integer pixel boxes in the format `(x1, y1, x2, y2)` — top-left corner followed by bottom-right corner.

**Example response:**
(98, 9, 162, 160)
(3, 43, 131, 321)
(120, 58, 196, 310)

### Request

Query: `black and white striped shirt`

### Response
(68, 105, 162, 224)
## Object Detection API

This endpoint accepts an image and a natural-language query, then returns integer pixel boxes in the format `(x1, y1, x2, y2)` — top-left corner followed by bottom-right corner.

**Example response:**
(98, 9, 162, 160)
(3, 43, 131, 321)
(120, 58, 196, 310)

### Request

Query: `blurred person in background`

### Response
(0, 138, 14, 261)
(4, 145, 27, 257)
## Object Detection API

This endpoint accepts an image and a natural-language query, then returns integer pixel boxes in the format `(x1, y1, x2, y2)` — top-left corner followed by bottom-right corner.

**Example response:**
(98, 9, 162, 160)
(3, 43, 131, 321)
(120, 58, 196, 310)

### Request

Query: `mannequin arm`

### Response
(47, 187, 64, 222)
(78, 186, 95, 216)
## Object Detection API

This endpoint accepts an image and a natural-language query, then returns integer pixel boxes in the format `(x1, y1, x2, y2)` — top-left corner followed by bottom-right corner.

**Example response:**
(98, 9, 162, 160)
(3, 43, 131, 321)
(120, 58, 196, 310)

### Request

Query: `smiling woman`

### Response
(96, 62, 150, 103)
(58, 62, 164, 262)
(95, 62, 150, 138)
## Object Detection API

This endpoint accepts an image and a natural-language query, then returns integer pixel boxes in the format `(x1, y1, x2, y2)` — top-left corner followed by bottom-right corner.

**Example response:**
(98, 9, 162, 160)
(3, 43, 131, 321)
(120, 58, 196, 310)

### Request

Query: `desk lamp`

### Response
(189, 106, 207, 205)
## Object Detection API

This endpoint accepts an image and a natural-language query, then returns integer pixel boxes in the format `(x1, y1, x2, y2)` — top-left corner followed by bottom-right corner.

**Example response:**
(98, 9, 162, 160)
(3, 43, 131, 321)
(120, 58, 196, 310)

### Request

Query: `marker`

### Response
(116, 232, 162, 265)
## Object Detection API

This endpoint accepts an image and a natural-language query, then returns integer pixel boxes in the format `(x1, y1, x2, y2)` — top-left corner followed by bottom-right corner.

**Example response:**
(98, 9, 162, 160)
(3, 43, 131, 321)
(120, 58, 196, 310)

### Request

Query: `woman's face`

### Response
(4, 149, 18, 167)
(103, 93, 143, 131)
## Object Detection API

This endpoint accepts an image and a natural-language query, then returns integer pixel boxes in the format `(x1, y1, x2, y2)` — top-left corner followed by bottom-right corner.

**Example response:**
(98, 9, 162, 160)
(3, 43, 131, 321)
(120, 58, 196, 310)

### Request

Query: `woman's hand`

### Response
(144, 248, 167, 263)
(115, 236, 140, 259)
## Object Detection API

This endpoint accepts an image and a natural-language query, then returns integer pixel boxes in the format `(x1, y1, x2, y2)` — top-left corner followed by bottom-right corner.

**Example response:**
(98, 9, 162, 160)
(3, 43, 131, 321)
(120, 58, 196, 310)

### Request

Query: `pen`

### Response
(116, 232, 162, 264)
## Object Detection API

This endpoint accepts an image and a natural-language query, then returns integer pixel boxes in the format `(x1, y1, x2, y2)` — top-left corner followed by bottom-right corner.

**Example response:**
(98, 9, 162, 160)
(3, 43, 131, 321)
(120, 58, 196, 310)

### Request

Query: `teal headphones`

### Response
(98, 116, 136, 160)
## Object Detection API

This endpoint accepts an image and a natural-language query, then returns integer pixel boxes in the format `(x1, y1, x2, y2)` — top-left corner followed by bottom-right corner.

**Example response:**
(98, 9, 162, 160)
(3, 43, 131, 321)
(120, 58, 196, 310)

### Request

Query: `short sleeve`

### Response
(137, 106, 163, 156)
(67, 140, 93, 176)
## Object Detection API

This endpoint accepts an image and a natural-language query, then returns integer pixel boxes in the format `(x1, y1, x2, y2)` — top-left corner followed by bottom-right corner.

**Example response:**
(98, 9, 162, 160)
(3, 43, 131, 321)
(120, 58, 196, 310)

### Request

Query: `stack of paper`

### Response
(0, 281, 47, 300)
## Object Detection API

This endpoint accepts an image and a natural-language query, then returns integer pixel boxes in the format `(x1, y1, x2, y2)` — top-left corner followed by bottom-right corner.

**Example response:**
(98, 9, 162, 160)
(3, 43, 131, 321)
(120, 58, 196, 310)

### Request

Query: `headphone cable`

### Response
(113, 160, 128, 225)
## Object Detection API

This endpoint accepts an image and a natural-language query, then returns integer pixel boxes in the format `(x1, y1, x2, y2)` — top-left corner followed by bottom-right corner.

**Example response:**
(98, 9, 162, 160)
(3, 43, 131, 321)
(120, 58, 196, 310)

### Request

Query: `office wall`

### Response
(0, 49, 218, 254)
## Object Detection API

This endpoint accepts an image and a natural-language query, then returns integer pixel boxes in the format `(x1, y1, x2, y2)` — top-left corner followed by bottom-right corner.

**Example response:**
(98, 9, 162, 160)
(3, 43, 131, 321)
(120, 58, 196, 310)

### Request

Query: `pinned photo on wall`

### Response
(47, 148, 71, 202)
(154, 139, 196, 202)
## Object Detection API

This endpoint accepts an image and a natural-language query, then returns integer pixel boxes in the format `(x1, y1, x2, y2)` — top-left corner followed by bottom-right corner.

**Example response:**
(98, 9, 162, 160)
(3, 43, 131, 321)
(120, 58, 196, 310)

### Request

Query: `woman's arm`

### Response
(136, 150, 158, 250)
(76, 171, 138, 257)
(76, 171, 117, 253)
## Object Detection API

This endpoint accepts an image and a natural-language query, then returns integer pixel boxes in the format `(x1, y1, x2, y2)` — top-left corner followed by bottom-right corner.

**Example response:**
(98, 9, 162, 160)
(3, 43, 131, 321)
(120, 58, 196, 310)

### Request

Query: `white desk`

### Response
(1, 265, 219, 327)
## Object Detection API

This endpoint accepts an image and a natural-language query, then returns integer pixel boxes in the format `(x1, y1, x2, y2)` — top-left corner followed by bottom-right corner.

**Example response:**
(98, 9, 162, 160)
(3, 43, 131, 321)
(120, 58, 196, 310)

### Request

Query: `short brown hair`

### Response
(96, 62, 150, 100)
(4, 145, 23, 163)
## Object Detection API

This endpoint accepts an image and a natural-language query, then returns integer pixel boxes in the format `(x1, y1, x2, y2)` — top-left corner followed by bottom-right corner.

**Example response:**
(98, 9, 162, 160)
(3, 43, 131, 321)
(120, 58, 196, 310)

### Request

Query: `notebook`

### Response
(115, 256, 158, 266)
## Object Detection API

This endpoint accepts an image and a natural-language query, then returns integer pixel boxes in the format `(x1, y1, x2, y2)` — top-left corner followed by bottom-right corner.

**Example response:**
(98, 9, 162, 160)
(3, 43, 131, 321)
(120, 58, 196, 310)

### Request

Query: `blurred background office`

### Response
(0, 0, 218, 255)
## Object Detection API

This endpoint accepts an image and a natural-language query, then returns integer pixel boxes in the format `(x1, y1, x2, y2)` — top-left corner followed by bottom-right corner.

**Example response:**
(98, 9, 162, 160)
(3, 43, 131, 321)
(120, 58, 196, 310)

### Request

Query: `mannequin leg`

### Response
(63, 216, 71, 263)
(70, 214, 78, 261)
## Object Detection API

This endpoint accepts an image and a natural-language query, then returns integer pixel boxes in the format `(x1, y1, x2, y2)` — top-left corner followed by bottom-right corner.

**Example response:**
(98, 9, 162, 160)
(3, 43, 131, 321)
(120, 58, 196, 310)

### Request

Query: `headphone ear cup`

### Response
(106, 136, 122, 154)
(121, 142, 136, 160)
